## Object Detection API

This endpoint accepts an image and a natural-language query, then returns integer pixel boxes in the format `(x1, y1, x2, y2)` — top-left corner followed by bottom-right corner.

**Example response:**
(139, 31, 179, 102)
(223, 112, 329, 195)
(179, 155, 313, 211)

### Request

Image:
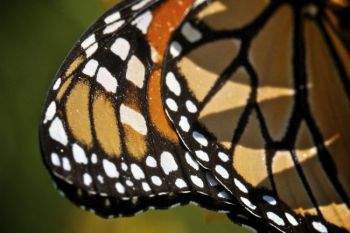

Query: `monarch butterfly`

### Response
(39, 0, 350, 232)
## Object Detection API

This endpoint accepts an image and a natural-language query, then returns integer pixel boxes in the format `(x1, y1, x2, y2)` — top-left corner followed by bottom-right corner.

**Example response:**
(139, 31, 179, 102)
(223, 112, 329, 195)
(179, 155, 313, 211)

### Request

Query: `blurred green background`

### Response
(0, 0, 248, 232)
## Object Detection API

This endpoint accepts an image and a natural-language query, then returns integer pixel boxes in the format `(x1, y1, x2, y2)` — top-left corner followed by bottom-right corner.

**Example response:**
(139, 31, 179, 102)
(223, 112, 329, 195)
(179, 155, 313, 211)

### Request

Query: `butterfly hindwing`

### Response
(161, 0, 350, 232)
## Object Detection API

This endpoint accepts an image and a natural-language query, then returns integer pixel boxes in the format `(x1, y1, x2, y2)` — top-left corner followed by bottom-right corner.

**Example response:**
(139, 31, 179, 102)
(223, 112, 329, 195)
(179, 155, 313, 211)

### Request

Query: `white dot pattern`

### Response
(285, 213, 298, 226)
(192, 131, 208, 146)
(312, 222, 328, 233)
(179, 116, 190, 132)
(72, 143, 88, 165)
(190, 175, 204, 188)
(151, 176, 162, 186)
(165, 72, 181, 96)
(263, 195, 277, 205)
(104, 11, 120, 24)
(266, 212, 285, 226)
(195, 150, 209, 162)
(240, 197, 256, 210)
(185, 100, 197, 113)
(215, 165, 229, 179)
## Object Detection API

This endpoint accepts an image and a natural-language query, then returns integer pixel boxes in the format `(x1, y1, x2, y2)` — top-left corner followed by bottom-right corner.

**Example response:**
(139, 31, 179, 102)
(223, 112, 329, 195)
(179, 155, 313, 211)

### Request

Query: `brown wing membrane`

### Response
(162, 0, 350, 232)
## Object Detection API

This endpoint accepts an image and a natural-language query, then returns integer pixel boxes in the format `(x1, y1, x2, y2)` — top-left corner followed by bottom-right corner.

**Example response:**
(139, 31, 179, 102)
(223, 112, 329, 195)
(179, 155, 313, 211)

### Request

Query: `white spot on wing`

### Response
(218, 152, 229, 162)
(49, 117, 68, 146)
(190, 175, 204, 188)
(82, 59, 99, 77)
(83, 173, 92, 186)
(91, 153, 98, 164)
(120, 104, 147, 135)
(131, 164, 145, 180)
(103, 159, 119, 178)
(234, 178, 248, 193)
(131, 0, 153, 10)
(151, 176, 162, 186)
(103, 20, 125, 34)
(53, 78, 61, 90)
(263, 195, 277, 205)
(285, 213, 298, 226)
(81, 34, 96, 49)
(185, 100, 197, 113)
(62, 157, 71, 171)
(146, 156, 157, 168)
(192, 131, 208, 146)
(165, 98, 178, 112)
(142, 182, 151, 192)
(181, 22, 202, 43)
(72, 143, 88, 164)
(126, 55, 145, 88)
(185, 152, 199, 170)
(179, 116, 190, 132)
(195, 150, 209, 162)
(160, 151, 178, 175)
(115, 182, 125, 193)
(121, 162, 128, 171)
(44, 101, 56, 124)
(104, 11, 121, 24)
(126, 180, 134, 187)
(193, 0, 206, 7)
(170, 41, 182, 57)
(131, 11, 152, 34)
(312, 222, 328, 233)
(240, 197, 256, 210)
(215, 165, 229, 179)
(51, 153, 60, 167)
(96, 67, 118, 93)
(97, 175, 104, 184)
(85, 43, 98, 58)
(175, 178, 187, 189)
(165, 72, 181, 96)
(111, 38, 130, 61)
(267, 212, 285, 226)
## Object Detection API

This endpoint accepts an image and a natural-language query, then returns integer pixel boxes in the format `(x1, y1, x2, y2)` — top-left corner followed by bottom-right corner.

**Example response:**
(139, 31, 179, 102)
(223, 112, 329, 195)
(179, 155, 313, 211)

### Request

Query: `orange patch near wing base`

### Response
(147, 0, 195, 60)
(65, 80, 93, 147)
(144, 0, 194, 143)
(148, 69, 179, 143)
(93, 92, 122, 158)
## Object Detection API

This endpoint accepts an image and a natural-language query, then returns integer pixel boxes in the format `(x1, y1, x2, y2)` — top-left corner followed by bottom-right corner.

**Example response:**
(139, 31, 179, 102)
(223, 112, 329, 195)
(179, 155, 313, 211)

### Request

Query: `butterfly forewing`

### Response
(161, 0, 350, 232)
(40, 0, 245, 219)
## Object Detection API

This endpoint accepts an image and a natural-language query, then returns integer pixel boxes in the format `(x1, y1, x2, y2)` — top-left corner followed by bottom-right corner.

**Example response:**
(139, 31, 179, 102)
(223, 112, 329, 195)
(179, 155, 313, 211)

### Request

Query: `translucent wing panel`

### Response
(161, 0, 350, 232)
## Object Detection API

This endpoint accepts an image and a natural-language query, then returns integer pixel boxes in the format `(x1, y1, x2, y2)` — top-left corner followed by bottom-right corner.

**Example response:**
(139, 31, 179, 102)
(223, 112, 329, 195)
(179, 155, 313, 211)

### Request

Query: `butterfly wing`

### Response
(161, 0, 350, 232)
(40, 0, 236, 218)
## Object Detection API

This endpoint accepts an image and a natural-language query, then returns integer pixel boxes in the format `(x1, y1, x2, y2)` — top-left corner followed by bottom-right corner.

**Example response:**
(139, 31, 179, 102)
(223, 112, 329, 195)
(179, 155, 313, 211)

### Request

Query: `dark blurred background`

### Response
(0, 0, 247, 232)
